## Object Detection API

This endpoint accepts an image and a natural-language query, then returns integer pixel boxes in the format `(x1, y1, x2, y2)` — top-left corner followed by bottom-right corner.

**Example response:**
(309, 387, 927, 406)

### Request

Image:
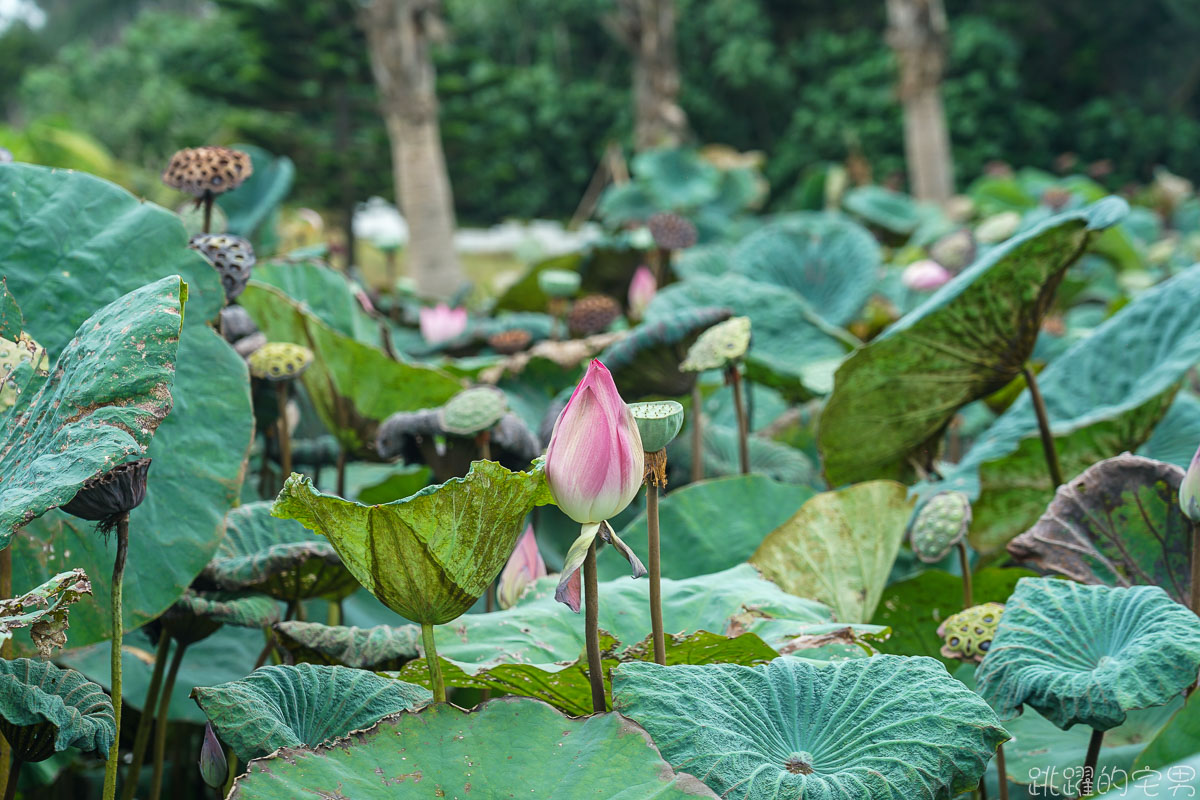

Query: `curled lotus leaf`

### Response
(612, 655, 1009, 800)
(600, 306, 732, 399)
(0, 659, 115, 761)
(437, 385, 507, 436)
(192, 663, 431, 762)
(681, 316, 752, 372)
(909, 491, 972, 563)
(0, 569, 91, 658)
(227, 697, 719, 799)
(246, 341, 313, 381)
(273, 621, 422, 671)
(161, 590, 281, 645)
(938, 602, 1004, 663)
(976, 578, 1200, 730)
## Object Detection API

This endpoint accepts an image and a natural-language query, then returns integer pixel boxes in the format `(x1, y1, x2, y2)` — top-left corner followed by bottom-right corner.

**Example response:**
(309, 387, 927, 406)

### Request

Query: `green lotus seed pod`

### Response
(908, 491, 972, 563)
(0, 333, 48, 412)
(538, 269, 582, 300)
(438, 386, 508, 436)
(247, 342, 314, 381)
(628, 401, 685, 452)
(680, 316, 751, 372)
(937, 602, 1005, 663)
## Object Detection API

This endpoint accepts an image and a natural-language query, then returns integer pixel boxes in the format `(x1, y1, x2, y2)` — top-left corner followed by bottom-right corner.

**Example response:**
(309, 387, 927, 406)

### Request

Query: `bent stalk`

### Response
(120, 634, 172, 800)
(421, 623, 446, 703)
(102, 514, 130, 800)
(149, 641, 188, 800)
(1022, 364, 1063, 489)
(584, 541, 606, 713)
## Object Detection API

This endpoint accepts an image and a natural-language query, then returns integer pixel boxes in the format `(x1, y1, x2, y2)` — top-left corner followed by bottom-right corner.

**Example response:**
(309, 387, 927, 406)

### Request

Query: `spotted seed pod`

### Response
(162, 146, 253, 197)
(567, 295, 621, 336)
(908, 491, 972, 563)
(247, 343, 313, 381)
(680, 316, 751, 372)
(488, 328, 531, 355)
(219, 304, 259, 344)
(438, 386, 508, 436)
(190, 233, 256, 301)
(647, 212, 698, 251)
(938, 602, 1005, 663)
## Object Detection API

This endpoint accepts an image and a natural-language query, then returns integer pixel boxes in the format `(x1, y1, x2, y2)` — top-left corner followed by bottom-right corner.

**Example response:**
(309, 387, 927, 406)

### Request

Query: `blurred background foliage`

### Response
(3, 0, 1200, 224)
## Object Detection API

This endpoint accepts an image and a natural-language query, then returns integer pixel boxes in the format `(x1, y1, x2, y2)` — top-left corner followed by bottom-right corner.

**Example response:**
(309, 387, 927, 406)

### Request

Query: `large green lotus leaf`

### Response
(1007, 455, 1192, 606)
(1139, 693, 1200, 771)
(0, 659, 115, 757)
(976, 578, 1200, 730)
(228, 698, 719, 799)
(250, 259, 379, 345)
(613, 655, 1009, 800)
(1139, 391, 1200, 468)
(0, 568, 91, 657)
(597, 475, 815, 582)
(1097, 752, 1200, 799)
(751, 481, 915, 622)
(239, 280, 461, 456)
(644, 273, 847, 396)
(669, 421, 818, 485)
(601, 306, 731, 399)
(203, 501, 358, 602)
(215, 144, 295, 246)
(0, 278, 20, 340)
(192, 663, 431, 762)
(0, 276, 182, 541)
(731, 213, 880, 326)
(2, 164, 254, 648)
(273, 461, 552, 624)
(273, 620, 422, 670)
(940, 264, 1200, 554)
(818, 200, 1126, 486)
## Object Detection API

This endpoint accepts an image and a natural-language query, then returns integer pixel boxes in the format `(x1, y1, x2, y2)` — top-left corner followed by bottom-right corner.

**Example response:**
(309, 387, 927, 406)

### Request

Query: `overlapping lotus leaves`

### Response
(192, 663, 431, 762)
(941, 264, 1200, 553)
(203, 502, 357, 602)
(227, 698, 720, 799)
(438, 385, 507, 435)
(0, 276, 183, 542)
(751, 481, 915, 622)
(273, 621, 422, 670)
(1008, 455, 1192, 605)
(272, 461, 553, 624)
(2, 164, 254, 649)
(238, 280, 461, 457)
(250, 260, 380, 345)
(165, 590, 280, 631)
(670, 422, 817, 485)
(0, 659, 115, 759)
(818, 199, 1127, 486)
(731, 213, 880, 326)
(613, 656, 1009, 800)
(909, 491, 971, 563)
(0, 568, 91, 658)
(976, 578, 1200, 730)
(246, 341, 312, 381)
(601, 306, 731, 398)
(938, 603, 1004, 663)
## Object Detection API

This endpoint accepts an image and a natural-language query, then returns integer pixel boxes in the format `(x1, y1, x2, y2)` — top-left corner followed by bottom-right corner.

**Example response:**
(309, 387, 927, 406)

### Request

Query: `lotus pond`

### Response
(2, 152, 1200, 800)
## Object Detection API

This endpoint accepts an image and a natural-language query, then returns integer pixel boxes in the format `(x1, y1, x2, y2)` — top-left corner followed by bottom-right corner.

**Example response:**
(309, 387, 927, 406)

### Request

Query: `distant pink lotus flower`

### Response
(902, 260, 953, 292)
(419, 303, 468, 344)
(497, 524, 548, 609)
(1183, 443, 1200, 523)
(627, 265, 657, 319)
(545, 360, 645, 612)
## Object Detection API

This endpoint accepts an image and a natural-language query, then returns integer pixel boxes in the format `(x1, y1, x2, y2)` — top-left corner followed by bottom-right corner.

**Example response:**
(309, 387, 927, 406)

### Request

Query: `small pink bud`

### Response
(1182, 443, 1200, 523)
(419, 303, 469, 344)
(497, 524, 548, 609)
(627, 266, 657, 319)
(198, 722, 228, 789)
(902, 259, 953, 291)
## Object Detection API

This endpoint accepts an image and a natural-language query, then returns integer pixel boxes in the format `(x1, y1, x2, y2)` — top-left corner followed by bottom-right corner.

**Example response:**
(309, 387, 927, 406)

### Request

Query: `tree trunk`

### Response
(361, 0, 463, 300)
(610, 0, 688, 152)
(886, 0, 954, 204)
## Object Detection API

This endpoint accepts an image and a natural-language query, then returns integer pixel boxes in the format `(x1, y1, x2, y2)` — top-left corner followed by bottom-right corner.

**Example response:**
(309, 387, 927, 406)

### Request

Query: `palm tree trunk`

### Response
(609, 0, 689, 151)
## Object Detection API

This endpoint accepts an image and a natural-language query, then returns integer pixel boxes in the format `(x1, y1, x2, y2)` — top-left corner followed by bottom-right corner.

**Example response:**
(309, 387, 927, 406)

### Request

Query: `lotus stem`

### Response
(385, 250, 398, 320)
(149, 641, 188, 800)
(327, 599, 342, 627)
(201, 191, 214, 234)
(120, 633, 171, 800)
(222, 749, 237, 797)
(957, 541, 973, 609)
(275, 382, 292, 484)
(1190, 520, 1200, 616)
(1021, 364, 1063, 489)
(978, 778, 987, 800)
(102, 513, 130, 800)
(252, 628, 277, 670)
(729, 365, 750, 475)
(584, 540, 606, 713)
(690, 384, 704, 483)
(996, 743, 1009, 800)
(1080, 728, 1103, 797)
(336, 447, 348, 497)
(646, 481, 665, 665)
(3, 758, 21, 800)
(421, 623, 446, 703)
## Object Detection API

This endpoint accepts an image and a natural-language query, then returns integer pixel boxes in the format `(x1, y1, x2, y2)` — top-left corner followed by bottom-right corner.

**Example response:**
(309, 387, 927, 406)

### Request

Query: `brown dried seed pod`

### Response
(190, 233, 256, 301)
(162, 146, 253, 197)
(488, 328, 532, 355)
(62, 458, 152, 532)
(567, 295, 621, 336)
(647, 212, 698, 251)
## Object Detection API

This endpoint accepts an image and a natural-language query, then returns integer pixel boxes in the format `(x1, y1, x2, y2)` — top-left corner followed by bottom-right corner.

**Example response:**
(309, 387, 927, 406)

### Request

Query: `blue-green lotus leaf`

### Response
(976, 578, 1200, 730)
(601, 306, 731, 399)
(670, 422, 817, 485)
(842, 185, 924, 234)
(191, 663, 431, 762)
(613, 655, 1009, 800)
(272, 621, 422, 670)
(0, 658, 115, 759)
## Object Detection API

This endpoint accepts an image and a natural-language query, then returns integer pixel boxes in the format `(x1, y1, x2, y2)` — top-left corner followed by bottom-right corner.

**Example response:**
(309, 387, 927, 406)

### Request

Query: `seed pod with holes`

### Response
(937, 603, 1005, 663)
(647, 212, 698, 251)
(162, 146, 253, 198)
(488, 328, 531, 355)
(567, 295, 621, 336)
(189, 233, 256, 302)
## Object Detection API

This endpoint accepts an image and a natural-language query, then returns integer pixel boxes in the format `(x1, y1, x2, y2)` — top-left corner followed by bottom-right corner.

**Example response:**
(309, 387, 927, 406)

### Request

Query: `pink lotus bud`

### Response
(545, 360, 646, 611)
(198, 722, 228, 789)
(1183, 443, 1200, 523)
(497, 524, 548, 609)
(419, 303, 468, 344)
(902, 259, 953, 291)
(627, 266, 657, 318)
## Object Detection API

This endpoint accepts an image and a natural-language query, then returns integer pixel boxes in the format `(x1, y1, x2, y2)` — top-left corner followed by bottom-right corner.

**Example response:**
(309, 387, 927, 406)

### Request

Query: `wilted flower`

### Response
(545, 360, 646, 611)
(1182, 443, 1200, 523)
(198, 722, 228, 789)
(627, 266, 657, 319)
(901, 260, 953, 292)
(419, 303, 468, 345)
(497, 524, 548, 609)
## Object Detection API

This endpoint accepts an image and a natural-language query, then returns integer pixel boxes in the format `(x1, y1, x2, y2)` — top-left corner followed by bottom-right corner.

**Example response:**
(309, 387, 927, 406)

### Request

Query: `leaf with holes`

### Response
(0, 569, 91, 658)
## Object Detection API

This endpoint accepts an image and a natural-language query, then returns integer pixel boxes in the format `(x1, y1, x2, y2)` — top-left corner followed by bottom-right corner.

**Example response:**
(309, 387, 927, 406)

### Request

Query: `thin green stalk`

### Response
(149, 642, 188, 800)
(647, 482, 665, 665)
(102, 514, 130, 800)
(1022, 365, 1063, 488)
(422, 623, 446, 703)
(957, 541, 973, 609)
(690, 384, 703, 483)
(275, 382, 292, 484)
(201, 191, 214, 234)
(584, 541, 605, 713)
(120, 633, 172, 800)
(729, 366, 750, 475)
(1080, 728, 1103, 797)
(996, 742, 1009, 800)
(222, 748, 238, 797)
(3, 759, 21, 800)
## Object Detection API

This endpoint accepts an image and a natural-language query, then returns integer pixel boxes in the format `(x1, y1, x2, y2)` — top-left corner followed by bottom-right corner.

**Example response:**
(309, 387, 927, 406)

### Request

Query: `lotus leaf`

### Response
(0, 278, 20, 340)
(842, 185, 924, 234)
(1096, 752, 1200, 799)
(601, 306, 732, 399)
(0, 659, 115, 759)
(0, 569, 91, 658)
(215, 143, 295, 245)
(1139, 392, 1200, 468)
(249, 259, 380, 345)
(670, 422, 817, 485)
(681, 316, 752, 371)
(273, 621, 422, 670)
(164, 590, 280, 633)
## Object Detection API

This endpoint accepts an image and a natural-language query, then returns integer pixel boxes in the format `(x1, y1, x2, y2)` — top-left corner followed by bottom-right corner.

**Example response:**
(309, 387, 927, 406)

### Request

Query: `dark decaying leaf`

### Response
(0, 569, 91, 658)
(273, 620, 421, 670)
(160, 590, 281, 645)
(0, 658, 115, 760)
